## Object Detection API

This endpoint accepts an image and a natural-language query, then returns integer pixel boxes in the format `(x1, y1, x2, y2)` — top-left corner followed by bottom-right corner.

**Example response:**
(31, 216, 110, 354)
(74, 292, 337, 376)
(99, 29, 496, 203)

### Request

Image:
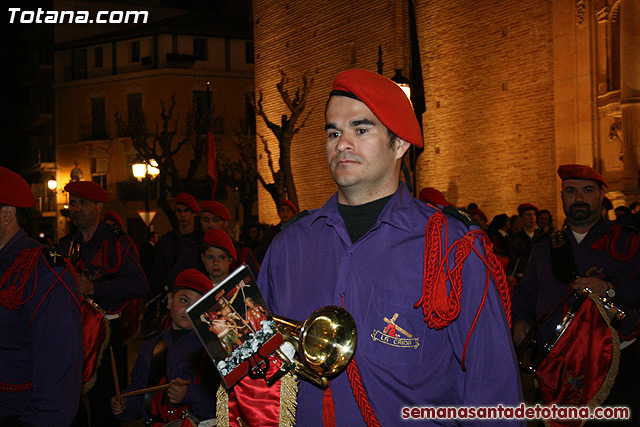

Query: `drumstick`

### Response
(110, 346, 121, 401)
(120, 380, 191, 398)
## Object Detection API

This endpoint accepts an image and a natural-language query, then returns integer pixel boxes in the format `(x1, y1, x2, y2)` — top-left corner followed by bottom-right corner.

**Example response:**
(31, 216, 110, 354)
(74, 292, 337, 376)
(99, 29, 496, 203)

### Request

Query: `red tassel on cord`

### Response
(322, 383, 337, 427)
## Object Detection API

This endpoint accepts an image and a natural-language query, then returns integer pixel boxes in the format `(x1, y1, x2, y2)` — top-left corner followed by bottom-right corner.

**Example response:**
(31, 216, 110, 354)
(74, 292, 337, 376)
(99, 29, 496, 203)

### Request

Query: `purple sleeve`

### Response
(446, 232, 524, 424)
(182, 373, 217, 420)
(21, 264, 83, 427)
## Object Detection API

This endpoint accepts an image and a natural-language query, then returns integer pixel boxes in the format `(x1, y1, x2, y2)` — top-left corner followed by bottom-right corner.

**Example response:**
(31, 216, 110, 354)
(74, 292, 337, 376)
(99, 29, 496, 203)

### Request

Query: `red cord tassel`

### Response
(322, 383, 337, 427)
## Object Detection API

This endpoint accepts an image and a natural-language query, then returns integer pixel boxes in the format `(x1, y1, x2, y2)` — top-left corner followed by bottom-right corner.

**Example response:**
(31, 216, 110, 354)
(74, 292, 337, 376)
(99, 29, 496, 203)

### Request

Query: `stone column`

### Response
(621, 0, 640, 176)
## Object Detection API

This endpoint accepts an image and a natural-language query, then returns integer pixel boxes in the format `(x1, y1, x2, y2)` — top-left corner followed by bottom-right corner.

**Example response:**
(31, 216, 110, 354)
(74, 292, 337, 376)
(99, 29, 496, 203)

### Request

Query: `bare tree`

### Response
(216, 133, 259, 229)
(115, 94, 208, 229)
(252, 69, 316, 210)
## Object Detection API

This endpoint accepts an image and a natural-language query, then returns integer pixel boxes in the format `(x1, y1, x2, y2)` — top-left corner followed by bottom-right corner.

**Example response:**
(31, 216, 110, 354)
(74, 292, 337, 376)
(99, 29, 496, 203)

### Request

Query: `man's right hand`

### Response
(110, 395, 127, 416)
(512, 320, 531, 347)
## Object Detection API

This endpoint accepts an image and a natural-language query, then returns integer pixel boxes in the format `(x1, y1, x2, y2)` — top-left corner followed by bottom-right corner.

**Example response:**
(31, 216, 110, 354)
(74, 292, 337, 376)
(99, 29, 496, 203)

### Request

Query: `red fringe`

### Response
(322, 383, 337, 427)
(0, 248, 41, 310)
(414, 211, 512, 369)
(347, 360, 382, 427)
(347, 212, 512, 426)
(0, 382, 33, 392)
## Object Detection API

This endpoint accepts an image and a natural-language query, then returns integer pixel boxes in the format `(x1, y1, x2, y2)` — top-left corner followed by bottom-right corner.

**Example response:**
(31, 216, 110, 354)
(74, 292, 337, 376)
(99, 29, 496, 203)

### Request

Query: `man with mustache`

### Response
(512, 164, 640, 423)
(59, 181, 148, 427)
(239, 69, 522, 427)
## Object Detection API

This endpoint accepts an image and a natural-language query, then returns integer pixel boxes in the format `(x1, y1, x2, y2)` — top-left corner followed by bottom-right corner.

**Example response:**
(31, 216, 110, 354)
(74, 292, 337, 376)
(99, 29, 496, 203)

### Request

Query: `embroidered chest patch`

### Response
(371, 313, 419, 349)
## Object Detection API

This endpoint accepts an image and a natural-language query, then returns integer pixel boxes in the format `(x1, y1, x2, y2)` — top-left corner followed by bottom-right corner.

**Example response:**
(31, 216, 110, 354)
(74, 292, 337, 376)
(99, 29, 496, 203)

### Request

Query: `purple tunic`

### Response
(58, 221, 148, 313)
(0, 230, 83, 426)
(512, 218, 640, 345)
(258, 183, 523, 426)
(149, 229, 203, 295)
(117, 327, 217, 422)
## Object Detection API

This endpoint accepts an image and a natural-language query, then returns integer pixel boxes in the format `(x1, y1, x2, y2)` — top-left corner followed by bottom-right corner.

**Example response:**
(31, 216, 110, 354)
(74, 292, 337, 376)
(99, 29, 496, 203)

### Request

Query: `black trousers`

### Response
(597, 342, 640, 424)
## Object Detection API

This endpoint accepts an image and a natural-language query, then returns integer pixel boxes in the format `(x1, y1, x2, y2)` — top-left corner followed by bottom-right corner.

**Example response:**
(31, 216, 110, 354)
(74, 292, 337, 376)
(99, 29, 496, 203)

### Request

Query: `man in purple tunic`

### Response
(512, 164, 640, 423)
(0, 167, 83, 426)
(256, 69, 522, 426)
(58, 180, 148, 427)
(149, 193, 203, 297)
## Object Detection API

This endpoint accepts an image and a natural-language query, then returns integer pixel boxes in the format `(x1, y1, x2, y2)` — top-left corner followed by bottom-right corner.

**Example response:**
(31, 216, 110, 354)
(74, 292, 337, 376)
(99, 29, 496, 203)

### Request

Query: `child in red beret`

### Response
(201, 229, 237, 285)
(111, 269, 217, 425)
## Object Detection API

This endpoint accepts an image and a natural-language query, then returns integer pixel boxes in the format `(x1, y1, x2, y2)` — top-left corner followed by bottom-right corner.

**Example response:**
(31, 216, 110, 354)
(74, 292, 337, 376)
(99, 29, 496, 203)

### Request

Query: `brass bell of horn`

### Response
(267, 305, 357, 389)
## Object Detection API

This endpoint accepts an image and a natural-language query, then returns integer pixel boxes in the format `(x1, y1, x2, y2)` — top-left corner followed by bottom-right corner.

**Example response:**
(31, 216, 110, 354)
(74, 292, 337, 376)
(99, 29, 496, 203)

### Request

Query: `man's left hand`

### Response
(572, 276, 608, 297)
(78, 274, 95, 295)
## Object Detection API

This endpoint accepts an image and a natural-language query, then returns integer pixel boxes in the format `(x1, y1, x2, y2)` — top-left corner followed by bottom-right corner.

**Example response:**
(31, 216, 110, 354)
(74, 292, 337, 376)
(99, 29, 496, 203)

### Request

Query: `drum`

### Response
(523, 288, 624, 373)
(80, 295, 111, 394)
(534, 288, 625, 413)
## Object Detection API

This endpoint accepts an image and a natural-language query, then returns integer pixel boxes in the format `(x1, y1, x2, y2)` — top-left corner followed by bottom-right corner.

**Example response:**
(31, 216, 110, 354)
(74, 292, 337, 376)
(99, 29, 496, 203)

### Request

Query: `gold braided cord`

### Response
(278, 372, 299, 427)
(216, 385, 230, 427)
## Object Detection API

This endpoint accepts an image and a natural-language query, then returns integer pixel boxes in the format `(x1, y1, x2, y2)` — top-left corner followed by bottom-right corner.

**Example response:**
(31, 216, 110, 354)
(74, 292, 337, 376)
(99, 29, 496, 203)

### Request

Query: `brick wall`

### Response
(254, 0, 558, 224)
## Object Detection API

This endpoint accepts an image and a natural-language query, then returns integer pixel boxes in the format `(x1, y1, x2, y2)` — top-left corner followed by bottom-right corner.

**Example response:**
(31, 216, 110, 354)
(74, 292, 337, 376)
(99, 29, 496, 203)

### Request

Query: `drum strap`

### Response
(145, 336, 169, 417)
(549, 228, 577, 284)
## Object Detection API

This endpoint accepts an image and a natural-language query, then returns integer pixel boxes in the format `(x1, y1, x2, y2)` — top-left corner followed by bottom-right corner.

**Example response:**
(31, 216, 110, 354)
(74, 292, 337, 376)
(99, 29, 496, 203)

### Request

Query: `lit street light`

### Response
(132, 159, 159, 237)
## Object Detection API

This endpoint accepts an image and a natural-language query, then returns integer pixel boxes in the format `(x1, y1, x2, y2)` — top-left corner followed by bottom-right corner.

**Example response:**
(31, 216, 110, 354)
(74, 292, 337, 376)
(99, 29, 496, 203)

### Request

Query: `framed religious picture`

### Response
(187, 264, 283, 389)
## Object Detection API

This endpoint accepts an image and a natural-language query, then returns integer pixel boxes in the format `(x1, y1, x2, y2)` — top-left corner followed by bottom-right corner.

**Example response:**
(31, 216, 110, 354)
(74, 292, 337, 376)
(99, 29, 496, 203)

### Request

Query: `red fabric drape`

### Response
(227, 356, 282, 427)
(80, 296, 109, 392)
(536, 295, 618, 427)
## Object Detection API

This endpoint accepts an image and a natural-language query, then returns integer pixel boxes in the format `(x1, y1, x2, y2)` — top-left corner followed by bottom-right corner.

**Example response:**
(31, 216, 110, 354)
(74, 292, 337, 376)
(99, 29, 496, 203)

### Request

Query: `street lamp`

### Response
(391, 69, 411, 100)
(390, 68, 419, 196)
(132, 159, 159, 238)
(132, 161, 147, 180)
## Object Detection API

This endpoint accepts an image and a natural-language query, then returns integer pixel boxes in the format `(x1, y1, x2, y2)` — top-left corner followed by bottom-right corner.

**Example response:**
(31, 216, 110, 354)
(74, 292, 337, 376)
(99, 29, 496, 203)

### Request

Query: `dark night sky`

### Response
(2, 2, 41, 170)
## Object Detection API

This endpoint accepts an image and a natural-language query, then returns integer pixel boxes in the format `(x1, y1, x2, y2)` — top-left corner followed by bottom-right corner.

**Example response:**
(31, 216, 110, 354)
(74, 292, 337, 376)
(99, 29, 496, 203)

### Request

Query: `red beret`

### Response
(65, 181, 109, 202)
(174, 268, 213, 295)
(103, 211, 124, 228)
(557, 164, 607, 187)
(201, 201, 231, 221)
(331, 69, 423, 148)
(175, 192, 200, 213)
(203, 229, 237, 262)
(517, 203, 538, 216)
(279, 199, 297, 214)
(470, 208, 487, 222)
(418, 187, 450, 207)
(0, 167, 36, 208)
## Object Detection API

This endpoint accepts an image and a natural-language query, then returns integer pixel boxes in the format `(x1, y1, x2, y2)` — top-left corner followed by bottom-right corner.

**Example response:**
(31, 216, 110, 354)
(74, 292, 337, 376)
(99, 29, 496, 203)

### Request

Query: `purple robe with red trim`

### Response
(58, 220, 148, 313)
(0, 230, 83, 426)
(258, 183, 523, 426)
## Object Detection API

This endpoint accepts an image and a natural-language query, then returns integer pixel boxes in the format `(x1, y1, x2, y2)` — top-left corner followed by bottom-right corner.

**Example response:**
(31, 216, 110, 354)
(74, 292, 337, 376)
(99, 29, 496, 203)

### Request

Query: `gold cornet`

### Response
(267, 305, 357, 389)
